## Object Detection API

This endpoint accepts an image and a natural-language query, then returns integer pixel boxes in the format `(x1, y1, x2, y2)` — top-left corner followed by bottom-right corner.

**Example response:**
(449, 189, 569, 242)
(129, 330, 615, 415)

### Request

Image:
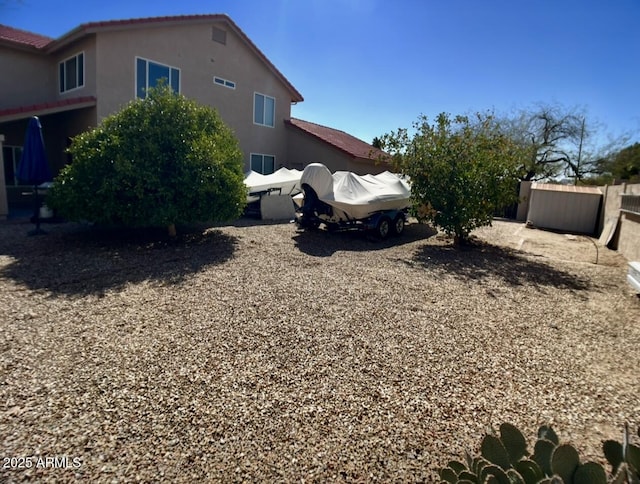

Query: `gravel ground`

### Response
(1, 217, 638, 482)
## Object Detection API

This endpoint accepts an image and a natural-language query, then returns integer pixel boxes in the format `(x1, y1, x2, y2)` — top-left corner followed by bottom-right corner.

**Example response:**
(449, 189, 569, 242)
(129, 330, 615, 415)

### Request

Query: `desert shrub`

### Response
(48, 85, 246, 235)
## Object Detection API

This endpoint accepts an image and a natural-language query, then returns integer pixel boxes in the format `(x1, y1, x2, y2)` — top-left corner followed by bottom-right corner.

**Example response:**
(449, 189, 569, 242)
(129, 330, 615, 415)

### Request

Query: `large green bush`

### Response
(48, 85, 246, 235)
(381, 113, 523, 245)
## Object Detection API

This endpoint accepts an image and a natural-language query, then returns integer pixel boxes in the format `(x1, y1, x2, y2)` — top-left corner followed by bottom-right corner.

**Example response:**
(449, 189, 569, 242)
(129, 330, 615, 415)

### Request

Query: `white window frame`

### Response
(135, 57, 181, 98)
(253, 92, 275, 128)
(2, 145, 24, 186)
(59, 51, 85, 93)
(250, 153, 276, 175)
(213, 76, 236, 89)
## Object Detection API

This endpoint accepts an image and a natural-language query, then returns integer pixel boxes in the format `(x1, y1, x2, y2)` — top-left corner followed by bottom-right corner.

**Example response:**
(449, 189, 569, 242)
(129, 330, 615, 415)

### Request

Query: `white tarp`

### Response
(301, 163, 411, 220)
(245, 167, 302, 202)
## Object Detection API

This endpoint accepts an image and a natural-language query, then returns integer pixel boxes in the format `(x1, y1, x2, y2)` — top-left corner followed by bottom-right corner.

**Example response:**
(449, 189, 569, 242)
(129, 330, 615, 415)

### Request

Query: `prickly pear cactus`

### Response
(438, 422, 631, 484)
(603, 424, 640, 484)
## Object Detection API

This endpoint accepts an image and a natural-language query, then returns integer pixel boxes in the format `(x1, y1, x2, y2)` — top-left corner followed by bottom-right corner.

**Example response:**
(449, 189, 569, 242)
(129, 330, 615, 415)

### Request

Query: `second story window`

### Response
(214, 76, 235, 89)
(136, 57, 180, 98)
(254, 92, 275, 127)
(59, 52, 84, 93)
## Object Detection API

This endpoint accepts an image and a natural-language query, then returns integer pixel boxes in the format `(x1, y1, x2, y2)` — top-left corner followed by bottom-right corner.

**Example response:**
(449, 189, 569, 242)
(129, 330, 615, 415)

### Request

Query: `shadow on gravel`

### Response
(410, 241, 591, 291)
(292, 223, 438, 257)
(0, 223, 238, 296)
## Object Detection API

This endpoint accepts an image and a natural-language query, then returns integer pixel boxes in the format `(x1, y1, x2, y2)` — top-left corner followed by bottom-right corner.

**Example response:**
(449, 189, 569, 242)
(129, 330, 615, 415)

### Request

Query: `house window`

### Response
(254, 93, 275, 127)
(214, 76, 235, 89)
(3, 145, 23, 186)
(59, 52, 84, 93)
(251, 153, 275, 175)
(136, 57, 180, 98)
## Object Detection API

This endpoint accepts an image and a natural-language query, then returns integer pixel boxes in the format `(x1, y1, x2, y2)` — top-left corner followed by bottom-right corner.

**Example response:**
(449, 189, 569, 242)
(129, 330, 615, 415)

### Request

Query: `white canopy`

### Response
(245, 167, 302, 202)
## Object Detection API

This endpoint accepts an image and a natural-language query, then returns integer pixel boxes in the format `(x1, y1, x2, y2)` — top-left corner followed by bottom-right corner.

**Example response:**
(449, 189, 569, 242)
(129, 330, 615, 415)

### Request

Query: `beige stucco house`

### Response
(1, 14, 386, 215)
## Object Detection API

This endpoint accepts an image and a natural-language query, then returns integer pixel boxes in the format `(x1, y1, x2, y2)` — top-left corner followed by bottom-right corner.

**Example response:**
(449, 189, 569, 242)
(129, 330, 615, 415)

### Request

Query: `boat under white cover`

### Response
(300, 163, 411, 220)
(244, 167, 302, 202)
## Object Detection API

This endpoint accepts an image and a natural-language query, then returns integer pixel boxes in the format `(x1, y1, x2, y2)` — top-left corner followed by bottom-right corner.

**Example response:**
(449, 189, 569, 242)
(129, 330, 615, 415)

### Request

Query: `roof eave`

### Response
(0, 96, 97, 124)
(43, 14, 304, 103)
(0, 38, 47, 53)
(43, 25, 89, 53)
(221, 16, 303, 103)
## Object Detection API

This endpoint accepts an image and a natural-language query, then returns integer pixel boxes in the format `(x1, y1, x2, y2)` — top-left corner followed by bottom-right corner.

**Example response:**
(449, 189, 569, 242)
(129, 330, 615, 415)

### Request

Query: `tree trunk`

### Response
(454, 231, 473, 248)
(167, 223, 177, 237)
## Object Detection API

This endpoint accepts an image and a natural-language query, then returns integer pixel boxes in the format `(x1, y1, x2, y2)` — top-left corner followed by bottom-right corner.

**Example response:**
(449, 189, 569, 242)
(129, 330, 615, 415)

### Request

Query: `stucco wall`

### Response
(2, 18, 296, 174)
(0, 47, 55, 108)
(602, 184, 623, 224)
(602, 183, 640, 262)
(346, 157, 392, 175)
(286, 126, 352, 172)
(286, 127, 388, 175)
(0, 37, 97, 111)
(617, 211, 640, 262)
(93, 20, 293, 171)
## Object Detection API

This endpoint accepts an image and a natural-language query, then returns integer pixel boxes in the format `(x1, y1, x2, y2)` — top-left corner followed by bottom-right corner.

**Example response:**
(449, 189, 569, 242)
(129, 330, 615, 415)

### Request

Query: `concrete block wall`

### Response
(601, 182, 640, 262)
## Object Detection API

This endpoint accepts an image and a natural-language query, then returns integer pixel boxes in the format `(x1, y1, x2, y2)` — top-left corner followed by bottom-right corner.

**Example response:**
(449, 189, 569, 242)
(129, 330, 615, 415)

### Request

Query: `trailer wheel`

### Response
(375, 216, 391, 239)
(299, 217, 320, 230)
(391, 214, 405, 236)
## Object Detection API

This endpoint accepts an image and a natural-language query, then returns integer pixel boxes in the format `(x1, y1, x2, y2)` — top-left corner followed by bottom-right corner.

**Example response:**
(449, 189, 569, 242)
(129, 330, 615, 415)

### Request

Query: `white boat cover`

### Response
(244, 167, 302, 202)
(301, 163, 411, 220)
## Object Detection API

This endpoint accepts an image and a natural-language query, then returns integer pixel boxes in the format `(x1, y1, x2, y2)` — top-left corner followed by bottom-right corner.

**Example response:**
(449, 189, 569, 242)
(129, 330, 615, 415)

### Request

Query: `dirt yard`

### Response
(1, 217, 638, 482)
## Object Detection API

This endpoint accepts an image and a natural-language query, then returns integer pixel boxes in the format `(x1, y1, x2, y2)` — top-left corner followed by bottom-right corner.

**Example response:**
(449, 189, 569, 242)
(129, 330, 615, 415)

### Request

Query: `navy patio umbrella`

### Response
(16, 116, 53, 235)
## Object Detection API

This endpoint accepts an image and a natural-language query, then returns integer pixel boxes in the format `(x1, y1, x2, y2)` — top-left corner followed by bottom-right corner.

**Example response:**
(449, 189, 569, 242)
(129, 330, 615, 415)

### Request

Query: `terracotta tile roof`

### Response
(286, 118, 386, 161)
(76, 14, 232, 31)
(532, 183, 602, 195)
(0, 24, 52, 49)
(0, 96, 97, 123)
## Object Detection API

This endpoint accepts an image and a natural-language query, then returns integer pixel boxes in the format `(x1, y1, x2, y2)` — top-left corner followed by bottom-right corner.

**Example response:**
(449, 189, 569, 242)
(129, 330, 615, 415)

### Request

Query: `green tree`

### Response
(381, 113, 523, 245)
(48, 85, 246, 236)
(600, 142, 640, 182)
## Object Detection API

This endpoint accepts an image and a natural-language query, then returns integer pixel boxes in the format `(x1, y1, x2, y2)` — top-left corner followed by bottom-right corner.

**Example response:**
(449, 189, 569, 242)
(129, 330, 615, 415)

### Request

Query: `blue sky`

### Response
(2, 0, 639, 147)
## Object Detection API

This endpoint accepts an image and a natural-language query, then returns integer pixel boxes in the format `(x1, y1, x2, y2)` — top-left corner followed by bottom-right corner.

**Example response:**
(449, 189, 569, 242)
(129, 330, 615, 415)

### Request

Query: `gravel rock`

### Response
(1, 218, 638, 482)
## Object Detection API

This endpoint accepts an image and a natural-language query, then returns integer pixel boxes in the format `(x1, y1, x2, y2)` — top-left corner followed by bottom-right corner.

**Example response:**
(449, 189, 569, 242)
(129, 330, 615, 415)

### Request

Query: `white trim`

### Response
(2, 145, 23, 186)
(253, 91, 275, 128)
(135, 56, 182, 98)
(213, 76, 236, 89)
(58, 51, 85, 94)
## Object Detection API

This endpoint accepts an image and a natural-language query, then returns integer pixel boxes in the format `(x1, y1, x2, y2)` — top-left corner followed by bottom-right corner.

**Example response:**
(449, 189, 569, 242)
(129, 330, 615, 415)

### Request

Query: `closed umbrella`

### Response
(16, 116, 52, 235)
